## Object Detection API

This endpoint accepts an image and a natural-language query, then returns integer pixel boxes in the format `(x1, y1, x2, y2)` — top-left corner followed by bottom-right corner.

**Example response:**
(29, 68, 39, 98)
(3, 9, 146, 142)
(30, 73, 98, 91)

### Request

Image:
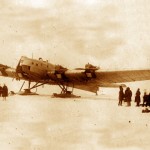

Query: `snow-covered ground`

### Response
(0, 94, 149, 150)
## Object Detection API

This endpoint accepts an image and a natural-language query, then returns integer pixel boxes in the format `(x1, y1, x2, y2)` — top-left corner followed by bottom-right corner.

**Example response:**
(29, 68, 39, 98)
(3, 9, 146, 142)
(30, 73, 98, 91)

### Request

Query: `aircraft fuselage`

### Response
(16, 56, 55, 80)
(16, 56, 96, 84)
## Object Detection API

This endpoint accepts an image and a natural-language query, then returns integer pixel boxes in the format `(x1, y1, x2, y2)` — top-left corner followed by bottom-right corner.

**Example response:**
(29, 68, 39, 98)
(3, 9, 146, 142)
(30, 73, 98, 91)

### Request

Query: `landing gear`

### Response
(17, 80, 81, 98)
(52, 82, 80, 98)
(17, 81, 37, 95)
(17, 81, 48, 95)
(18, 88, 38, 95)
(52, 92, 80, 98)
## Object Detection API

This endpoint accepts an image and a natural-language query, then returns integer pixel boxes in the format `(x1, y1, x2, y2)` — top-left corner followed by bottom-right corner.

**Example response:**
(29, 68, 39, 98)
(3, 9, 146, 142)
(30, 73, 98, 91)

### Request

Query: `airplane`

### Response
(0, 56, 150, 97)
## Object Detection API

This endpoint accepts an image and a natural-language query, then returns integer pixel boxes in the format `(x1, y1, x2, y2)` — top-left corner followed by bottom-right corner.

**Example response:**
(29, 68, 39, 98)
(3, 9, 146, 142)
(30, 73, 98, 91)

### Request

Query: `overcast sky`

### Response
(0, 0, 150, 70)
(0, 0, 150, 93)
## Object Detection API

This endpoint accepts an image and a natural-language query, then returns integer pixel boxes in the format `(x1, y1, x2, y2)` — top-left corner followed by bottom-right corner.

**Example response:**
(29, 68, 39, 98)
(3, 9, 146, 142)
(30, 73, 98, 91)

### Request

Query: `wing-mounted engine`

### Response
(48, 65, 68, 81)
(0, 64, 10, 76)
(75, 63, 100, 79)
(54, 65, 67, 73)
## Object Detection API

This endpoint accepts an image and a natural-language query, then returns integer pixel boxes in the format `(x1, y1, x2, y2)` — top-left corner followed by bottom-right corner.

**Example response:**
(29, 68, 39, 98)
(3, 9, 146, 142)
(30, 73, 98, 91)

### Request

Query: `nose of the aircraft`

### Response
(16, 58, 23, 73)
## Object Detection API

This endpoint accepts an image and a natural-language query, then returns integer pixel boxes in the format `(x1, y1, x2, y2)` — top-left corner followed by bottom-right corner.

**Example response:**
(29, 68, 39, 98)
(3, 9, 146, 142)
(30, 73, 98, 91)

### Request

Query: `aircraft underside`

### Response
(17, 78, 99, 97)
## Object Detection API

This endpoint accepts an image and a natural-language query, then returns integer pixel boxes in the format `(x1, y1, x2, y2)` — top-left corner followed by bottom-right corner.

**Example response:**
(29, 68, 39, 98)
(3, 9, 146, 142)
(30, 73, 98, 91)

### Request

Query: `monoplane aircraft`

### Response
(0, 56, 150, 97)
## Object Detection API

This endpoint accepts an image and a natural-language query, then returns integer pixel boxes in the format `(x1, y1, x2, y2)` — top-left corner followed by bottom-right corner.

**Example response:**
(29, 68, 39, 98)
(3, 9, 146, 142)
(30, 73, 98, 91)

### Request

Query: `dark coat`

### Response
(2, 85, 8, 97)
(143, 94, 148, 104)
(0, 86, 2, 94)
(135, 90, 141, 102)
(119, 89, 124, 100)
(125, 88, 132, 102)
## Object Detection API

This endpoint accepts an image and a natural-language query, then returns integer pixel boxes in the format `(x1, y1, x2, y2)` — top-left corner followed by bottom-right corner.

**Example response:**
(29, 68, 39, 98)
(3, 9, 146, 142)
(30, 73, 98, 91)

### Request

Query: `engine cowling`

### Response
(75, 63, 100, 79)
(48, 65, 68, 80)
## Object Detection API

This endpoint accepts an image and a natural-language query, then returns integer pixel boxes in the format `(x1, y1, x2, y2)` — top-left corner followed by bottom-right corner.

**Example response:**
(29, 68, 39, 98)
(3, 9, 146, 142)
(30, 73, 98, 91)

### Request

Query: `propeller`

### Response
(75, 63, 100, 71)
(52, 65, 68, 73)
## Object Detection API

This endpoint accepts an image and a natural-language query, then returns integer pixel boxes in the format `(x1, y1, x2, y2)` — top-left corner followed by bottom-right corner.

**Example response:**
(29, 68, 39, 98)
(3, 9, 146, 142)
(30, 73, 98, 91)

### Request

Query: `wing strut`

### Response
(18, 81, 49, 95)
(19, 81, 25, 92)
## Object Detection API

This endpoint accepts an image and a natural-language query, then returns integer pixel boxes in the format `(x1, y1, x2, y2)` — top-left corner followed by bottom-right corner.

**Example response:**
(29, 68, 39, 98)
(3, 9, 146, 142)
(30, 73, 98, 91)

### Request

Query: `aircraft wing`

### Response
(94, 69, 150, 83)
(73, 69, 150, 93)
(62, 69, 150, 84)
(47, 69, 150, 93)
(72, 83, 126, 93)
(0, 64, 16, 78)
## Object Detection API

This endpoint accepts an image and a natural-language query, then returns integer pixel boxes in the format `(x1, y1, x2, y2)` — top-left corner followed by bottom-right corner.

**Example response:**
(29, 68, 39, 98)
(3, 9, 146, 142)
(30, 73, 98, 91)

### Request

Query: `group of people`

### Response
(118, 86, 132, 106)
(0, 84, 8, 100)
(118, 86, 150, 107)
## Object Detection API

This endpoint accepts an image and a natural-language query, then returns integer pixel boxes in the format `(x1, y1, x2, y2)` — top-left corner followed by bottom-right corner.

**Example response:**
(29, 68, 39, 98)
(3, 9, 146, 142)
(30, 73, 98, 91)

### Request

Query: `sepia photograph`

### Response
(0, 0, 150, 150)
